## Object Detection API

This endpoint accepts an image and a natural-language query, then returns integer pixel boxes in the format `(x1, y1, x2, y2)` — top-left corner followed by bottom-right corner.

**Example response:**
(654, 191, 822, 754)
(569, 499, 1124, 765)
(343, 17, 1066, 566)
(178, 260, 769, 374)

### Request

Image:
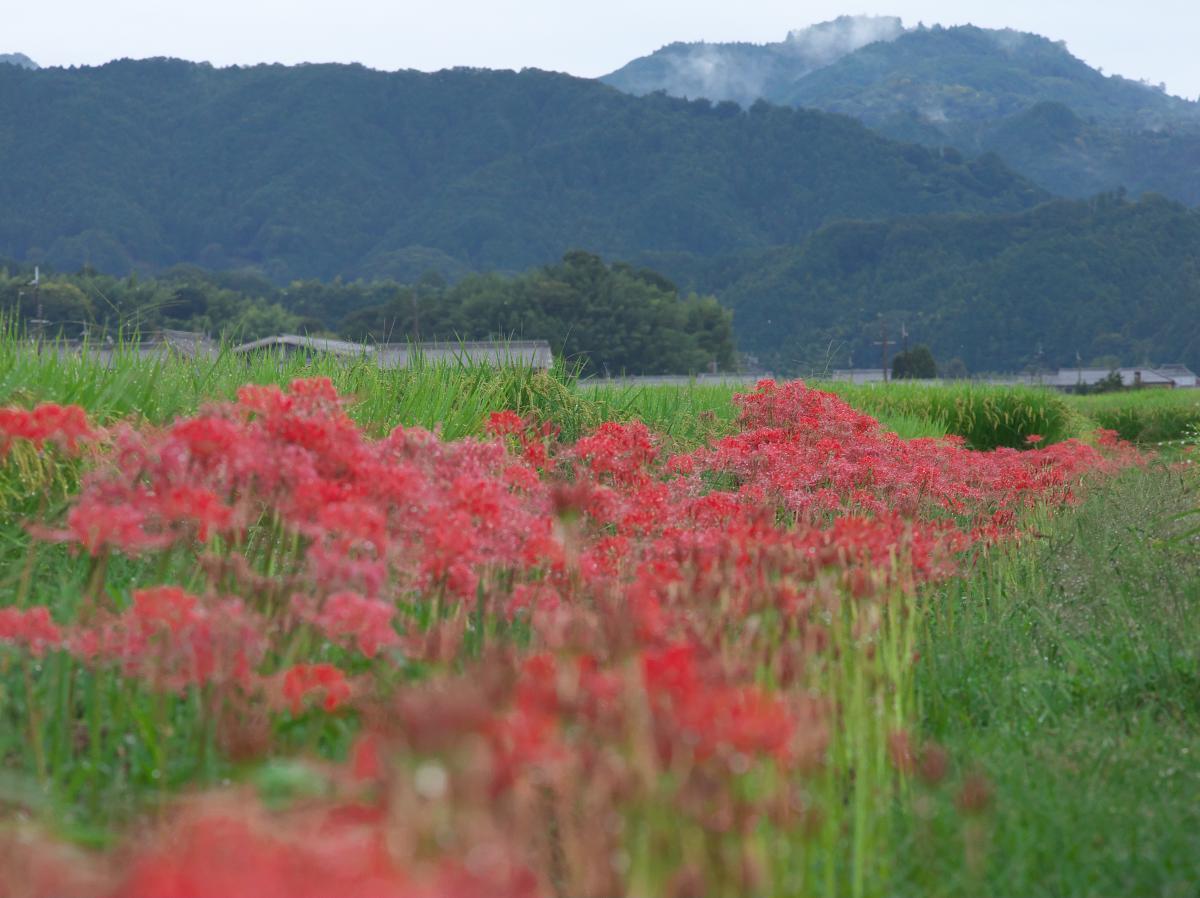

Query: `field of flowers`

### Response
(0, 367, 1144, 897)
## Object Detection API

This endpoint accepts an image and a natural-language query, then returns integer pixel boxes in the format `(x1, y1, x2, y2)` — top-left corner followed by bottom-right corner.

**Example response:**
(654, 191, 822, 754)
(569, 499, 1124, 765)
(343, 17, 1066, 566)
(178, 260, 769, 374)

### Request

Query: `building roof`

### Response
(1047, 367, 1183, 387)
(230, 334, 372, 356)
(1152, 364, 1197, 378)
(828, 368, 889, 383)
(230, 336, 555, 369)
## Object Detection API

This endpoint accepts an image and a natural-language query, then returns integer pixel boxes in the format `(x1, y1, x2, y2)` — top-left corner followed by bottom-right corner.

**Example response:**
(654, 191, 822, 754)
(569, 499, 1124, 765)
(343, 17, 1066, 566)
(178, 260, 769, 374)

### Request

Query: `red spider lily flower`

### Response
(486, 410, 525, 438)
(1025, 434, 1045, 445)
(309, 591, 399, 658)
(68, 587, 267, 692)
(0, 606, 62, 656)
(0, 402, 95, 455)
(156, 485, 235, 542)
(61, 498, 172, 556)
(281, 663, 352, 714)
(572, 421, 659, 487)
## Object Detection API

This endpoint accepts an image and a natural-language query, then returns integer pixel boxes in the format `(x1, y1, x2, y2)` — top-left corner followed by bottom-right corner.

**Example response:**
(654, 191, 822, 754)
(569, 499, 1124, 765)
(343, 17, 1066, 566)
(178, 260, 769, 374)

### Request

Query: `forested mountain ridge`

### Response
(0, 59, 1044, 281)
(0, 53, 37, 69)
(701, 193, 1200, 374)
(603, 21, 1200, 204)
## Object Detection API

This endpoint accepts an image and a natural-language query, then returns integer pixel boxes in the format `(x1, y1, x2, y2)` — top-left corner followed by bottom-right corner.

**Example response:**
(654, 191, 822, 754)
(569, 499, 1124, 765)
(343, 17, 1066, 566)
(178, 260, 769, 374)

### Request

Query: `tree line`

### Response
(0, 251, 735, 376)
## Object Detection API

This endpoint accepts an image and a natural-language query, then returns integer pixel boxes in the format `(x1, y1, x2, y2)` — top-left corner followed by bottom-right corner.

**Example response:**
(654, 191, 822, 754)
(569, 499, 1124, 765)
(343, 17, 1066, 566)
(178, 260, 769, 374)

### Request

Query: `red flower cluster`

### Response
(0, 401, 94, 455)
(0, 606, 62, 656)
(281, 663, 353, 714)
(0, 377, 1140, 897)
(68, 586, 267, 692)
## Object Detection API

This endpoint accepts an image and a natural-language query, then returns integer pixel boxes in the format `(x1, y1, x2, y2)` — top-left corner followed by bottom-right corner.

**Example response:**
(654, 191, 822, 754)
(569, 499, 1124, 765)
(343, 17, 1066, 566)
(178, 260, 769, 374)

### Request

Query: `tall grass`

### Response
(2, 339, 959, 453)
(582, 382, 742, 447)
(1069, 389, 1200, 444)
(0, 336, 605, 441)
(819, 382, 1076, 449)
(583, 380, 950, 443)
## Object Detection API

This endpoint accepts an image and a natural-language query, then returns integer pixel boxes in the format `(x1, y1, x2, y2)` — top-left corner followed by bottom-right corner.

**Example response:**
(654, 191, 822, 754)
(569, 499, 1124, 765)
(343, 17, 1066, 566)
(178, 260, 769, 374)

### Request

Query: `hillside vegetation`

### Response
(605, 21, 1200, 204)
(0, 60, 1042, 280)
(701, 193, 1200, 374)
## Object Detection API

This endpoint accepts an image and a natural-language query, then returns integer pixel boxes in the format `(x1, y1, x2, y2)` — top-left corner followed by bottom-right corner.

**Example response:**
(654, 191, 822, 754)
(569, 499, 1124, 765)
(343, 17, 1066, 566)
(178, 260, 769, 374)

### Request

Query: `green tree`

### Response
(941, 357, 969, 379)
(892, 345, 938, 379)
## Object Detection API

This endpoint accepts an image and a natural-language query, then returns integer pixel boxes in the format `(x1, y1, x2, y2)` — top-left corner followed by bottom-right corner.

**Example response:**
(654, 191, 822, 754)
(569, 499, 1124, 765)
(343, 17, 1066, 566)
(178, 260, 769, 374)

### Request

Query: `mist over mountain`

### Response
(0, 58, 1043, 280)
(603, 20, 1200, 204)
(603, 16, 906, 107)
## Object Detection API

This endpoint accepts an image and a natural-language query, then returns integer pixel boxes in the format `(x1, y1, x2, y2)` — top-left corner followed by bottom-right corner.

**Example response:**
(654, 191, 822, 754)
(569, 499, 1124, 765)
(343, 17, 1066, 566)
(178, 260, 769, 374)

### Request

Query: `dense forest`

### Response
(604, 20, 1200, 204)
(0, 251, 734, 376)
(0, 59, 1044, 280)
(702, 193, 1200, 374)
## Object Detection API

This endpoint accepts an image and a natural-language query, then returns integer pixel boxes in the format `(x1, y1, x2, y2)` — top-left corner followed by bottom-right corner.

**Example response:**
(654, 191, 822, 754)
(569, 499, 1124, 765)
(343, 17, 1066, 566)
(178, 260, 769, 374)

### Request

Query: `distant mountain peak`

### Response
(602, 20, 1200, 204)
(783, 16, 907, 62)
(0, 53, 38, 70)
(602, 17, 908, 106)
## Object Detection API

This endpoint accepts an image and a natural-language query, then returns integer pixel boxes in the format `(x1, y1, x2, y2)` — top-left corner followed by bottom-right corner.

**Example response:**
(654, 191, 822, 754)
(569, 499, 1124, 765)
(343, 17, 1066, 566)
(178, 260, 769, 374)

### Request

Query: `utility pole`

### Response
(872, 319, 891, 383)
(900, 322, 909, 356)
(28, 266, 46, 341)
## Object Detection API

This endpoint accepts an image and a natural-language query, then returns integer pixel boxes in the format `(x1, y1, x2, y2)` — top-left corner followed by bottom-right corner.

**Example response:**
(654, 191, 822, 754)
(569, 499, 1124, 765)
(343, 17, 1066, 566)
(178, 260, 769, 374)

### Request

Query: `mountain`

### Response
(702, 193, 1200, 374)
(0, 53, 37, 69)
(602, 21, 1200, 204)
(602, 16, 905, 107)
(0, 59, 1044, 281)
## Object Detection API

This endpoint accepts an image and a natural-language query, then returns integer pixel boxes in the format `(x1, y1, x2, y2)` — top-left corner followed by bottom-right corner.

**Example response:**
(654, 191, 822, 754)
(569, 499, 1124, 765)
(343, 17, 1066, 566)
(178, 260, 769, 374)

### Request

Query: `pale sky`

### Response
(9, 0, 1200, 100)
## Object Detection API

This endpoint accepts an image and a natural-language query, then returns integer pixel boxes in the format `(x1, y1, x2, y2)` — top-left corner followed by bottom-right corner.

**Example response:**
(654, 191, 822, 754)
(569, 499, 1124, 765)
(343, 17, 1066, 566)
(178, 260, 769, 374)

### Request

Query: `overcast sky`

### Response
(9, 0, 1200, 100)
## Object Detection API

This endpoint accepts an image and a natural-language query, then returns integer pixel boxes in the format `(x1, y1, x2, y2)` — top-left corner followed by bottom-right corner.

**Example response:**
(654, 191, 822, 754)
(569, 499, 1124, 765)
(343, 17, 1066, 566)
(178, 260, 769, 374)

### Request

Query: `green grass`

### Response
(581, 382, 743, 447)
(1068, 390, 1200, 445)
(2, 339, 962, 455)
(902, 464, 1200, 896)
(0, 338, 610, 441)
(582, 380, 951, 443)
(819, 382, 1077, 449)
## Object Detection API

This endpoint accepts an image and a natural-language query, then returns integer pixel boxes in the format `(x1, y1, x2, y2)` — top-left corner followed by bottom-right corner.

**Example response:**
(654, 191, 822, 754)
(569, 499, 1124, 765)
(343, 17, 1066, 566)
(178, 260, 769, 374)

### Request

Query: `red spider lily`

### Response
(0, 606, 62, 656)
(308, 591, 400, 658)
(486, 410, 525, 437)
(0, 402, 94, 455)
(281, 663, 353, 714)
(57, 497, 171, 556)
(68, 587, 267, 692)
(571, 420, 659, 488)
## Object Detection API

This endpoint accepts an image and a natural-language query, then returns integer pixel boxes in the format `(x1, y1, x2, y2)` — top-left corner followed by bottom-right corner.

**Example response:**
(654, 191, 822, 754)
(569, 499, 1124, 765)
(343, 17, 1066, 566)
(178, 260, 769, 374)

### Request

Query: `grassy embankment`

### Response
(904, 463, 1200, 896)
